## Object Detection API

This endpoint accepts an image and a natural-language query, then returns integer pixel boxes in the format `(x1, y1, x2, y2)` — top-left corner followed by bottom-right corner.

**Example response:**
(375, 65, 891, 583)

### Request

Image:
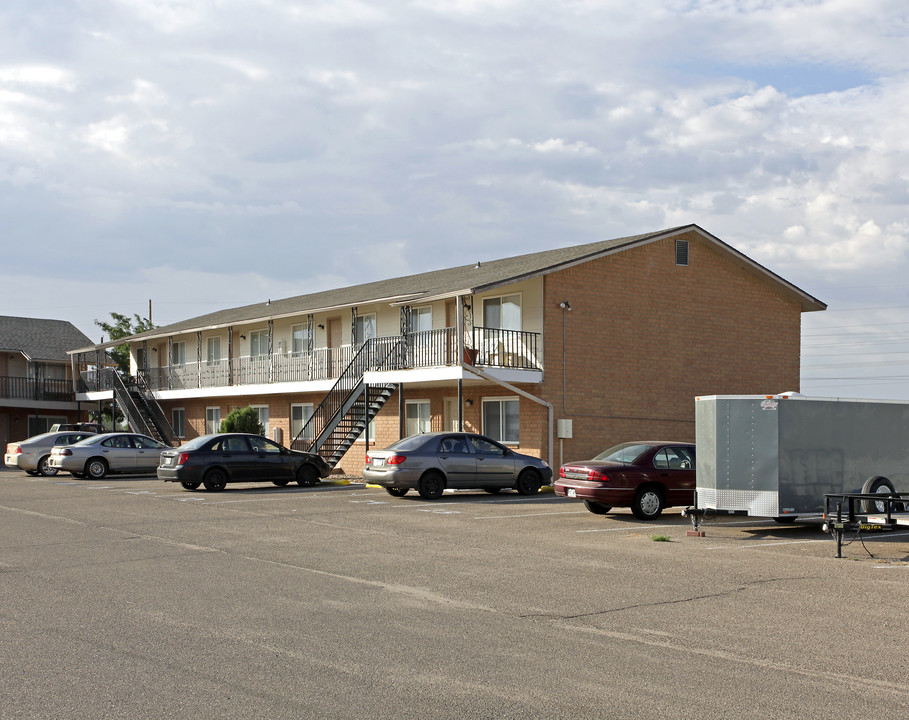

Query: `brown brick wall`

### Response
(538, 229, 804, 462)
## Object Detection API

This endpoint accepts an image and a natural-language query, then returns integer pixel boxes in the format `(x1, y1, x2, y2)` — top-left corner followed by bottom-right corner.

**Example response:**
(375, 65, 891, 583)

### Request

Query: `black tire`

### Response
(631, 486, 665, 520)
(584, 499, 612, 515)
(385, 487, 409, 497)
(180, 481, 201, 490)
(272, 478, 290, 487)
(484, 487, 502, 494)
(862, 476, 899, 513)
(203, 469, 227, 492)
(296, 464, 319, 487)
(417, 471, 445, 499)
(38, 455, 58, 477)
(85, 457, 108, 479)
(515, 469, 542, 496)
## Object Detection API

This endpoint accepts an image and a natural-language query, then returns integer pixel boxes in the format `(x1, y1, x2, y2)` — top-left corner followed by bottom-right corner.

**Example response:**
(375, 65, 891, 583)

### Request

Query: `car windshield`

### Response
(592, 443, 652, 464)
(175, 435, 216, 451)
(384, 435, 433, 452)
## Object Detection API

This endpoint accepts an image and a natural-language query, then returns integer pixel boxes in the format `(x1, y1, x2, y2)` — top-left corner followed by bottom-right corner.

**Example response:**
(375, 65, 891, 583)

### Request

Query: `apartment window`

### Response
(172, 408, 186, 438)
(291, 403, 315, 442)
(171, 341, 186, 367)
(483, 294, 521, 331)
(206, 407, 221, 434)
(676, 239, 689, 266)
(27, 415, 67, 437)
(412, 306, 432, 333)
(206, 337, 222, 365)
(291, 324, 310, 355)
(405, 400, 431, 436)
(252, 405, 270, 437)
(249, 330, 269, 358)
(482, 397, 519, 444)
(354, 313, 377, 344)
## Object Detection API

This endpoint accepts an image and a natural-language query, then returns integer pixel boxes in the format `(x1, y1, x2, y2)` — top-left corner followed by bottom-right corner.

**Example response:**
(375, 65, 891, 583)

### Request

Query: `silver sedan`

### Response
(4, 431, 97, 476)
(48, 432, 170, 479)
(363, 431, 552, 499)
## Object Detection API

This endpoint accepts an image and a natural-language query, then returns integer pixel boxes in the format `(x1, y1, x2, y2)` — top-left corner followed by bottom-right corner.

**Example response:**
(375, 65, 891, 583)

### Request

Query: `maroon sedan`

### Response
(554, 441, 696, 520)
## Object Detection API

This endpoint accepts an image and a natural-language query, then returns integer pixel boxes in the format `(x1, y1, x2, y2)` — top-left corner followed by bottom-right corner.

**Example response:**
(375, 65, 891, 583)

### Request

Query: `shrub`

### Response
(220, 406, 265, 435)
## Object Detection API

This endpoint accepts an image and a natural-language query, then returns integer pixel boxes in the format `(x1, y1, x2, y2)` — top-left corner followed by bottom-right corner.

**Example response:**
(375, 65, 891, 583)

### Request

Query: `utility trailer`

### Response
(690, 394, 909, 533)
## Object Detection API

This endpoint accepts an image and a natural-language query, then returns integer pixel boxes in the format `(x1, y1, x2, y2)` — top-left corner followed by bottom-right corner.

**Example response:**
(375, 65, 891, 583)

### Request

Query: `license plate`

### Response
(373, 458, 385, 467)
(567, 488, 576, 498)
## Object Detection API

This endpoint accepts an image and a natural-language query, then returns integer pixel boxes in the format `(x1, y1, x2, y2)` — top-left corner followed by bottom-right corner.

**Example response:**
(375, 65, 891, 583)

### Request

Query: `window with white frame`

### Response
(172, 408, 186, 438)
(252, 405, 269, 437)
(412, 306, 432, 333)
(206, 336, 221, 365)
(482, 294, 521, 331)
(291, 403, 315, 442)
(482, 397, 519, 444)
(354, 313, 377, 344)
(291, 324, 310, 355)
(249, 329, 268, 358)
(206, 407, 221, 434)
(171, 341, 186, 367)
(405, 400, 431, 436)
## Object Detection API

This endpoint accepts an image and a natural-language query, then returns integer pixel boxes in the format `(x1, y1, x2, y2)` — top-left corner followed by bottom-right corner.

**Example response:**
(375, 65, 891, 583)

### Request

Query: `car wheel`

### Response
(862, 476, 900, 513)
(584, 499, 612, 515)
(417, 471, 445, 499)
(515, 469, 542, 496)
(272, 479, 291, 487)
(38, 455, 58, 477)
(203, 469, 227, 492)
(631, 486, 664, 520)
(385, 487, 408, 497)
(180, 481, 201, 490)
(484, 487, 502, 494)
(85, 458, 108, 479)
(296, 464, 319, 487)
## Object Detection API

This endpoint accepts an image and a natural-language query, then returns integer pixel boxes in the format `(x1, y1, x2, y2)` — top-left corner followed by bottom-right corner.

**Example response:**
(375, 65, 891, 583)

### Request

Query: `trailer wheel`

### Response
(862, 476, 900, 514)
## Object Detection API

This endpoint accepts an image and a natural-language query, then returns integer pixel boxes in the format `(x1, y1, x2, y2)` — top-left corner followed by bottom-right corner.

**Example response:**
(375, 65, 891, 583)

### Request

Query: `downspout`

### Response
(458, 361, 555, 474)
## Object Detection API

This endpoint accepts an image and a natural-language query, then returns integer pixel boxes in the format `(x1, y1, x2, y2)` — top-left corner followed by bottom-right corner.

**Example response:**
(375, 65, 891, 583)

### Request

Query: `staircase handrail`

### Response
(103, 368, 155, 438)
(292, 336, 405, 452)
(134, 373, 176, 444)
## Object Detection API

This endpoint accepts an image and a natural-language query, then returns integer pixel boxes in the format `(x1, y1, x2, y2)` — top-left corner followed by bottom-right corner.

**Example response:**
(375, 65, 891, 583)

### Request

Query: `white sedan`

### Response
(48, 432, 171, 479)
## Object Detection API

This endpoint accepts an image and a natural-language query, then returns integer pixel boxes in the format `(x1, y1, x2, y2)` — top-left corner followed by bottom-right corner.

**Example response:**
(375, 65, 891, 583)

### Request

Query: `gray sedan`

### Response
(4, 431, 97, 476)
(363, 432, 552, 499)
(48, 432, 170, 479)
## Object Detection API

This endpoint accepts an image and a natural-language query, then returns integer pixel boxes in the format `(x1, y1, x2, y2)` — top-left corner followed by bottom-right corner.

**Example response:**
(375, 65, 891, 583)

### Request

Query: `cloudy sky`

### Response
(2, 0, 907, 398)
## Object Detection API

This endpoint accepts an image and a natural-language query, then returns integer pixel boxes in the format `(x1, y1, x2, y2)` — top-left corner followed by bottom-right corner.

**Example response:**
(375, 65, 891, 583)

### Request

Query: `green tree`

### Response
(220, 406, 265, 435)
(94, 312, 155, 375)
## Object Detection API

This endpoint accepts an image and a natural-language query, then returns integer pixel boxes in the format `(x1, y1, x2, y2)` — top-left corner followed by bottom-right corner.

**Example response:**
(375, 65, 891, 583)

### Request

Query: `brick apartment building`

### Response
(1, 316, 94, 444)
(70, 225, 825, 471)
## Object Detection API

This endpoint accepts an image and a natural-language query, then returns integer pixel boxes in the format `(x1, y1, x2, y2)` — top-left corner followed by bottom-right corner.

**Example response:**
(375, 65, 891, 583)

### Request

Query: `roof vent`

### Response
(675, 239, 689, 266)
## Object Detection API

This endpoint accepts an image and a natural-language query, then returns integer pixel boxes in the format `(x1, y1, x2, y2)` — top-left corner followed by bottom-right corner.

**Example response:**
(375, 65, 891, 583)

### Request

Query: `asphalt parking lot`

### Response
(2, 466, 908, 719)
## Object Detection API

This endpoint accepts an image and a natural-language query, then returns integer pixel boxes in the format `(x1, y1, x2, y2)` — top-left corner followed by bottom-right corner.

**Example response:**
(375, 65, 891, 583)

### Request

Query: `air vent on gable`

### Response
(675, 239, 689, 266)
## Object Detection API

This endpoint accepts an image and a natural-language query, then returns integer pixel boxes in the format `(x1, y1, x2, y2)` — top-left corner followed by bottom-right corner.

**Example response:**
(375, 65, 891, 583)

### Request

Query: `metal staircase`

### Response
(105, 369, 176, 445)
(291, 337, 405, 468)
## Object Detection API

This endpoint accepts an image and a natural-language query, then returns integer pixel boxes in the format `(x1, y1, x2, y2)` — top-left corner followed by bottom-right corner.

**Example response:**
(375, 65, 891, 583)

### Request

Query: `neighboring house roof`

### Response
(70, 224, 826, 352)
(0, 316, 93, 363)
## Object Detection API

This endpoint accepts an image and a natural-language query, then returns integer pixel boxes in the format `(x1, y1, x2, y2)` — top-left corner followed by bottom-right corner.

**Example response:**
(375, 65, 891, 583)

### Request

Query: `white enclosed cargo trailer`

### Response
(694, 394, 909, 519)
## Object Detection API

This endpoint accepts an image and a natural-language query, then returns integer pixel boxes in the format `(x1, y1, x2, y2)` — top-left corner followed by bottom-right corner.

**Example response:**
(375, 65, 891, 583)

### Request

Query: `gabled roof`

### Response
(71, 224, 826, 352)
(0, 316, 93, 363)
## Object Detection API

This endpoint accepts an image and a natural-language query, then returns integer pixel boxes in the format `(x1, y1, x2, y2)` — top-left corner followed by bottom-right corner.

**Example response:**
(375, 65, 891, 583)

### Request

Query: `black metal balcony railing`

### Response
(0, 376, 75, 402)
(77, 327, 541, 394)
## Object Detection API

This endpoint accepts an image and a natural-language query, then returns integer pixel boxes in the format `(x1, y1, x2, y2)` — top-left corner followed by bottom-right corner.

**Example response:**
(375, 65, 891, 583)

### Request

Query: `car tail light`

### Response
(386, 454, 406, 465)
(12, 446, 21, 455)
(588, 468, 611, 482)
(59, 449, 73, 456)
(177, 453, 190, 465)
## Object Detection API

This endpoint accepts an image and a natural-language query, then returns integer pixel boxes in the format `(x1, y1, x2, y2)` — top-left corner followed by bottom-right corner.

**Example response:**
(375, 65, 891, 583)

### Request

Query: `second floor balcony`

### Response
(0, 376, 75, 403)
(79, 327, 542, 394)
